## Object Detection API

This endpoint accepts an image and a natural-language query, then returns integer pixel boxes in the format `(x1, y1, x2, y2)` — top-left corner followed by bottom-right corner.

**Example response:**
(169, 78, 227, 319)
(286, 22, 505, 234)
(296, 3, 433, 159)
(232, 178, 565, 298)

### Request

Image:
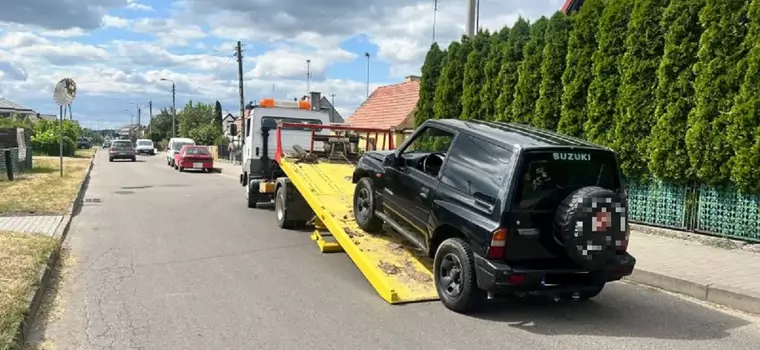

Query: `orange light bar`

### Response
(259, 98, 311, 110)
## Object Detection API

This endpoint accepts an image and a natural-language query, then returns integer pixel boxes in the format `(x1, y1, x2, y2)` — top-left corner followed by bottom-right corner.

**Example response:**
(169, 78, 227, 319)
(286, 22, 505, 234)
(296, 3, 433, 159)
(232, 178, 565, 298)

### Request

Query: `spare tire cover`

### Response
(554, 186, 627, 271)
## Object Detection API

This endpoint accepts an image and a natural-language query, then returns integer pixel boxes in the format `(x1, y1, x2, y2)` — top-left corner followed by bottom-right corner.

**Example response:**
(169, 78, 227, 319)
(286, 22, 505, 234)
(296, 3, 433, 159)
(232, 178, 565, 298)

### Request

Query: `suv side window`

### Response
(440, 135, 513, 206)
(403, 126, 454, 153)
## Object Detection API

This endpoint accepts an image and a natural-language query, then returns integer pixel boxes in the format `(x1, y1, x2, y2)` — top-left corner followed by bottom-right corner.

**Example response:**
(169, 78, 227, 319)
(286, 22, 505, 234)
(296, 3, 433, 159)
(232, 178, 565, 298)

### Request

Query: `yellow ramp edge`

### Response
(280, 157, 439, 304)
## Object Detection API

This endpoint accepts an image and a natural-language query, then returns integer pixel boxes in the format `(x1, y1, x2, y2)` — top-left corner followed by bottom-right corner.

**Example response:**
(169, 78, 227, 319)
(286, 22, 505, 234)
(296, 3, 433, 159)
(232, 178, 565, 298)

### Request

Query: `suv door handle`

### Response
(474, 199, 491, 209)
(420, 187, 429, 198)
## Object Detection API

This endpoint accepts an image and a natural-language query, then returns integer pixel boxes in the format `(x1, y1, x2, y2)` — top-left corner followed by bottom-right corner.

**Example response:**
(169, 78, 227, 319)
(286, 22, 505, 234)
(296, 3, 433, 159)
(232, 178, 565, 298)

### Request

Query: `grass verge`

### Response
(0, 149, 94, 215)
(0, 231, 58, 350)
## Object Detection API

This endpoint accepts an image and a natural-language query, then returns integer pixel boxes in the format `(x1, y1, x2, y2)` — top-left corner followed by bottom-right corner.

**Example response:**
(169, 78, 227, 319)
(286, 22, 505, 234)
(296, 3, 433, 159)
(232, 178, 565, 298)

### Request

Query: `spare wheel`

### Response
(554, 186, 627, 271)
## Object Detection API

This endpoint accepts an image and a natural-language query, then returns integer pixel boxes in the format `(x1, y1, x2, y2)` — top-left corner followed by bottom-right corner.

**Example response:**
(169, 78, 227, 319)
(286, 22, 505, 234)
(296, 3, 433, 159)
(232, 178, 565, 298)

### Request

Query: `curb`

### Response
(12, 151, 96, 350)
(625, 269, 760, 315)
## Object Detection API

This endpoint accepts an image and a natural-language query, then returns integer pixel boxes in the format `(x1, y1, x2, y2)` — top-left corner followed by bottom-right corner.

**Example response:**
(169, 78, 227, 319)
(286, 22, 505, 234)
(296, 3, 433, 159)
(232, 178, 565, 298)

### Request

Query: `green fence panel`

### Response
(626, 179, 688, 229)
(697, 185, 760, 242)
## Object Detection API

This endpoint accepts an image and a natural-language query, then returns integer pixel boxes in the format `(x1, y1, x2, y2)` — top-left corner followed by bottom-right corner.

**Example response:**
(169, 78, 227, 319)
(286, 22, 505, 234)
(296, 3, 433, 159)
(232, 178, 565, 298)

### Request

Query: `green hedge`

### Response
(415, 0, 760, 195)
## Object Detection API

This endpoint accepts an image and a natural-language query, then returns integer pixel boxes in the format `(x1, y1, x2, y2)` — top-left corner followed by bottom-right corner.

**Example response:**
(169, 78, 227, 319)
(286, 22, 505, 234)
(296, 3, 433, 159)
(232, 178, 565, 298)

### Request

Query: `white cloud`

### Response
(126, 0, 154, 11)
(0, 0, 565, 128)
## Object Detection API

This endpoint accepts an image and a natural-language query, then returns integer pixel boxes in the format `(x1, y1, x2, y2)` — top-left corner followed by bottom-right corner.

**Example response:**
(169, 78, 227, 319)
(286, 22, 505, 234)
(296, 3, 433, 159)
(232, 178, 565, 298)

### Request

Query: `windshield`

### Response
(184, 147, 210, 155)
(515, 150, 620, 210)
(137, 140, 153, 146)
(172, 142, 193, 151)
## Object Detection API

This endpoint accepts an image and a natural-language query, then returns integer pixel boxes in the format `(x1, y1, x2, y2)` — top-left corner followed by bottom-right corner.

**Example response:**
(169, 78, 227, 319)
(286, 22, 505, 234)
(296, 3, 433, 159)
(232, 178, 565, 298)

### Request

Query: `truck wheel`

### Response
(275, 186, 299, 229)
(353, 177, 383, 232)
(246, 180, 259, 208)
(434, 237, 484, 313)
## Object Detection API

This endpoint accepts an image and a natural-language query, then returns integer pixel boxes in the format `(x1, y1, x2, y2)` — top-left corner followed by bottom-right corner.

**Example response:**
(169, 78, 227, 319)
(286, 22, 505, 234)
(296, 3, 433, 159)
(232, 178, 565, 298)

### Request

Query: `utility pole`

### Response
(235, 41, 245, 142)
(365, 53, 371, 98)
(148, 101, 153, 135)
(306, 59, 311, 95)
(330, 93, 336, 123)
(466, 0, 476, 37)
(432, 0, 438, 43)
(137, 107, 141, 138)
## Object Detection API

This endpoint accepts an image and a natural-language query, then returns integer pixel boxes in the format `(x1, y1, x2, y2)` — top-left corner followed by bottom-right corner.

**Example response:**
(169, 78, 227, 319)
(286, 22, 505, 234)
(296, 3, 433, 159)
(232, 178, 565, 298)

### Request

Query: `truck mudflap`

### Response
(279, 157, 439, 304)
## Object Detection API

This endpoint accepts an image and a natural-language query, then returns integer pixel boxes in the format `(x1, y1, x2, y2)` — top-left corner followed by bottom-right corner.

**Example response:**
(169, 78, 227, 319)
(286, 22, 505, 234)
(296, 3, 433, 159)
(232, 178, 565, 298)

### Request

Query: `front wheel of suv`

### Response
(353, 177, 383, 232)
(434, 237, 484, 313)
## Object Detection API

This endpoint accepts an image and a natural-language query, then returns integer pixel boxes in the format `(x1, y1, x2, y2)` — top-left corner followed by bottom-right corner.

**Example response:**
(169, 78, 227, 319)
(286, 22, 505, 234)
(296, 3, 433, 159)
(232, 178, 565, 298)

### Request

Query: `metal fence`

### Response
(0, 147, 33, 180)
(627, 179, 760, 242)
(216, 143, 242, 164)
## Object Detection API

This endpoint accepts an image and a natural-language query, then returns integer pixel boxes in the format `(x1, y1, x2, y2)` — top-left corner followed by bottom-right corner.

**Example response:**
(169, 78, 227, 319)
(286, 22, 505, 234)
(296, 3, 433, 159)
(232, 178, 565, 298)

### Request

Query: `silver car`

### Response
(109, 140, 136, 162)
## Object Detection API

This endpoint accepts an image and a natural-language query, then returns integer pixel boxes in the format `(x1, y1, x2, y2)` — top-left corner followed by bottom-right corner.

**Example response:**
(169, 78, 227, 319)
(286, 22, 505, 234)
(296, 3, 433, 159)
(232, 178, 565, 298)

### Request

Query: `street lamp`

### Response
(160, 78, 176, 138)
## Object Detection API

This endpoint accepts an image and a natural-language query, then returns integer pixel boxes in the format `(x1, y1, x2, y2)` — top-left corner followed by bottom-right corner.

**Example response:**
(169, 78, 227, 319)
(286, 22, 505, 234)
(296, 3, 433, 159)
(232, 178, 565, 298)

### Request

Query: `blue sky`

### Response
(0, 0, 564, 130)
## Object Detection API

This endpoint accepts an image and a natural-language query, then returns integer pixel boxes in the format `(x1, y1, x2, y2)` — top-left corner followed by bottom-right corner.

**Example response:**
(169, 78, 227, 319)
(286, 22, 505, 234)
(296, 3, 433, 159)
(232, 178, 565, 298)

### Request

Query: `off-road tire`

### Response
(434, 237, 485, 313)
(353, 177, 383, 232)
(555, 186, 622, 271)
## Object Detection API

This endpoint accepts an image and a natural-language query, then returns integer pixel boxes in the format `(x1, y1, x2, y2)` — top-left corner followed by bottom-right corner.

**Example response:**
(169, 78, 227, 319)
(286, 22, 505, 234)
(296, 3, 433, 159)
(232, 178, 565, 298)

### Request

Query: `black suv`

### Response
(351, 119, 635, 313)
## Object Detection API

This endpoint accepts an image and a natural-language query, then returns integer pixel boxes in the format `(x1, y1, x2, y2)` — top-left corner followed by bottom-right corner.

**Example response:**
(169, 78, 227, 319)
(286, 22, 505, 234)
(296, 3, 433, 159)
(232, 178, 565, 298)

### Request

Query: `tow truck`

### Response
(236, 93, 438, 304)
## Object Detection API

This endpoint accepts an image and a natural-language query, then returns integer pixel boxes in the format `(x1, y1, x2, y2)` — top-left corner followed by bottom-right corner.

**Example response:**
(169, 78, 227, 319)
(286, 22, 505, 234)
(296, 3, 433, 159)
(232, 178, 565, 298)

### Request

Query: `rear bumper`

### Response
(474, 253, 636, 296)
(109, 153, 136, 159)
(136, 148, 155, 154)
(178, 160, 214, 169)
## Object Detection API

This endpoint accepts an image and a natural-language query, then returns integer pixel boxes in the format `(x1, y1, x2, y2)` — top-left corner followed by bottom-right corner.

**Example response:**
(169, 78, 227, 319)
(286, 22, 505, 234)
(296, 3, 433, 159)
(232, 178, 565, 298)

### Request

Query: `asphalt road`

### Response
(28, 150, 760, 350)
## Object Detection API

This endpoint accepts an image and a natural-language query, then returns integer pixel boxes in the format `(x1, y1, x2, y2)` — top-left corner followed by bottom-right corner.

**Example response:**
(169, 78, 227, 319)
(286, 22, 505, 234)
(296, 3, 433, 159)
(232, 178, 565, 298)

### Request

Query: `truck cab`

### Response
(238, 92, 333, 207)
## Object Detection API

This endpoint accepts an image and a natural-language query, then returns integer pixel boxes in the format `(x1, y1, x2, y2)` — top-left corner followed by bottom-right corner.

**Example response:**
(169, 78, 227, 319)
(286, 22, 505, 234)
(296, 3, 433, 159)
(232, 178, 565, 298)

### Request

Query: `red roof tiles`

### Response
(345, 77, 420, 130)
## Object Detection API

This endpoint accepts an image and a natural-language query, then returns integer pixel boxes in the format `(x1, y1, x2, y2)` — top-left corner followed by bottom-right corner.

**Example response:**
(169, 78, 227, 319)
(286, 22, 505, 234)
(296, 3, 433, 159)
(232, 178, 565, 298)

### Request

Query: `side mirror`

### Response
(383, 153, 401, 167)
(229, 124, 238, 136)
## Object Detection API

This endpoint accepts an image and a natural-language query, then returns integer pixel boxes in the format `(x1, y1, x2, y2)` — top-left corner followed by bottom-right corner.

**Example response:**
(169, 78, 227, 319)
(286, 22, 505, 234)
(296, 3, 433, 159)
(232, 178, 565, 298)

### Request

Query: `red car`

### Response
(174, 145, 214, 172)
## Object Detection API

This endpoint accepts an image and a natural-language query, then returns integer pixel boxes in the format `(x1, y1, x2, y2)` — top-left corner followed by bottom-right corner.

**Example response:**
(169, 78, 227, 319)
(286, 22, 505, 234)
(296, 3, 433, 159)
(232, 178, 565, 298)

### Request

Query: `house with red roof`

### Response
(345, 75, 420, 149)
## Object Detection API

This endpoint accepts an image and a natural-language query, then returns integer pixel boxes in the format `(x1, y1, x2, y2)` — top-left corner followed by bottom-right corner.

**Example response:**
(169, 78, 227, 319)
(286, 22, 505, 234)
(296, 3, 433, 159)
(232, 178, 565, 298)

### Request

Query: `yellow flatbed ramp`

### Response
(280, 157, 439, 304)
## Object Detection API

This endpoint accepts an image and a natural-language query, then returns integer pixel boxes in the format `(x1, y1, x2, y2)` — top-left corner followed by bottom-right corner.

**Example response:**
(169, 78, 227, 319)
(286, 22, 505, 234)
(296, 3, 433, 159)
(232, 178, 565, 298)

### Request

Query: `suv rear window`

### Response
(514, 150, 621, 210)
(112, 141, 132, 148)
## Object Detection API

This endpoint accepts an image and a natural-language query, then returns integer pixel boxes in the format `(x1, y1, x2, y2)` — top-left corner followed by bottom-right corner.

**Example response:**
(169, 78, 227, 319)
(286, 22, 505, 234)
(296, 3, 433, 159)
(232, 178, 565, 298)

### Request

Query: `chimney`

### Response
(405, 75, 421, 83)
(310, 91, 321, 111)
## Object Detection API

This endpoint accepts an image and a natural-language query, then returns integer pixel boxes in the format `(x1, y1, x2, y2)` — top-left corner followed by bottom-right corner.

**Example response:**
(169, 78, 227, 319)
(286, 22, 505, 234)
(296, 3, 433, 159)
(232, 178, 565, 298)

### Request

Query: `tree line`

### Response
(147, 100, 225, 147)
(414, 0, 760, 194)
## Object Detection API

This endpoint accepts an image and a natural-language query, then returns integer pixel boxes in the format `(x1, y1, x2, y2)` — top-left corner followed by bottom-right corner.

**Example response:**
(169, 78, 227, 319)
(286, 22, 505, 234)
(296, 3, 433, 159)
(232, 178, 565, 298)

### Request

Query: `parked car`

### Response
(109, 140, 136, 162)
(135, 139, 155, 155)
(76, 137, 92, 149)
(173, 145, 214, 172)
(166, 137, 196, 167)
(351, 119, 635, 313)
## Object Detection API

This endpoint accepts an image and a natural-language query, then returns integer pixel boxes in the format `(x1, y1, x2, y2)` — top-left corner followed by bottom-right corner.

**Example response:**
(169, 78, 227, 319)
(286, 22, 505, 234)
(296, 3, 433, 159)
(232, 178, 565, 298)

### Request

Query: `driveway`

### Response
(28, 150, 760, 349)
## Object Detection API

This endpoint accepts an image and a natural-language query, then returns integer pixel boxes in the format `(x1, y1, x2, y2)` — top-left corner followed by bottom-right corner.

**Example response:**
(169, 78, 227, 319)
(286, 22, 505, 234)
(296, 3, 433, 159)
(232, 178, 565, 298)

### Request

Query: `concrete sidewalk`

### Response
(626, 230, 760, 315)
(213, 159, 239, 176)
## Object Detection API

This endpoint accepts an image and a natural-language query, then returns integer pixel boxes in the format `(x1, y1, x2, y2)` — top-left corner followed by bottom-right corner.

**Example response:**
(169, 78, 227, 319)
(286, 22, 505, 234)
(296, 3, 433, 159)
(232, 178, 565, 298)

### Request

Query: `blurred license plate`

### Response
(118, 152, 127, 155)
(193, 163, 203, 168)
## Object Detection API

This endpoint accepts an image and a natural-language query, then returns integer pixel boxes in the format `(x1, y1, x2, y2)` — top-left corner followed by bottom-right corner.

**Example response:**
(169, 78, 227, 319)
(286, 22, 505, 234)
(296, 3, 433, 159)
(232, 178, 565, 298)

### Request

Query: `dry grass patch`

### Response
(0, 231, 58, 350)
(0, 150, 94, 215)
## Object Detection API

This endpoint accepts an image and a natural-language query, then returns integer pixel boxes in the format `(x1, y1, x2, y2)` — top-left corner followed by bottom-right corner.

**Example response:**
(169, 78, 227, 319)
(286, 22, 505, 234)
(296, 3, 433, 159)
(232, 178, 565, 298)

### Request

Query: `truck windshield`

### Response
(514, 151, 621, 210)
(261, 116, 322, 131)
